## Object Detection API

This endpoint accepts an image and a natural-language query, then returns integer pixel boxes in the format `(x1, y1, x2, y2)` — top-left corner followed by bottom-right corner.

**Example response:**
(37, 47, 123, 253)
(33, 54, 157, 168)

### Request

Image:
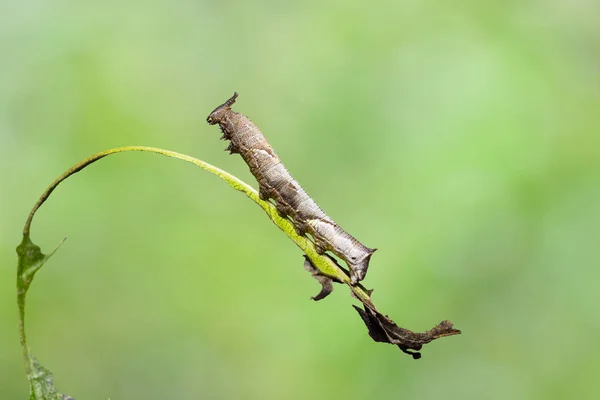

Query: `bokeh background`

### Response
(1, 0, 599, 399)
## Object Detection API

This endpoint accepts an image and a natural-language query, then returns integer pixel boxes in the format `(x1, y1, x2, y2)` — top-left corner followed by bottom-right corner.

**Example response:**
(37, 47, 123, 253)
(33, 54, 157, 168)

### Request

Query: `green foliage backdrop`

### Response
(1, 1, 599, 398)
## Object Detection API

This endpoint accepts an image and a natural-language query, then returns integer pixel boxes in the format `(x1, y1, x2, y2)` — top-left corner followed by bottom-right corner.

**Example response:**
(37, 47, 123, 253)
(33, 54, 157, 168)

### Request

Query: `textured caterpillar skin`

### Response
(207, 93, 376, 284)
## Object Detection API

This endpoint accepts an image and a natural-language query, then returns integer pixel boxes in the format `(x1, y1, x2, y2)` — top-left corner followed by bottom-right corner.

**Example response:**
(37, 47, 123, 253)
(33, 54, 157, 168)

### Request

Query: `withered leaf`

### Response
(353, 304, 461, 359)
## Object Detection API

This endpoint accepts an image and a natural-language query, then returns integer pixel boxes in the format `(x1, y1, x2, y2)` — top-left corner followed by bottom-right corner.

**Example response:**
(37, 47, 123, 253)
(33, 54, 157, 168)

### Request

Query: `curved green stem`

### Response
(18, 146, 372, 382)
(22, 146, 366, 292)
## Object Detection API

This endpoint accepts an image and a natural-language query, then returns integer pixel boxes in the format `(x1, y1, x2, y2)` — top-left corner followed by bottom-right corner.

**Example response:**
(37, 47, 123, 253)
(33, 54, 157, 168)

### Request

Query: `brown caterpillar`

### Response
(207, 92, 376, 284)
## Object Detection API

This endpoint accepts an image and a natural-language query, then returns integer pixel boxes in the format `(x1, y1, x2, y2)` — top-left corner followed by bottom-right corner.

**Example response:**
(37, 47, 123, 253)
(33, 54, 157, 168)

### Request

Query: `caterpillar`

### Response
(207, 92, 376, 284)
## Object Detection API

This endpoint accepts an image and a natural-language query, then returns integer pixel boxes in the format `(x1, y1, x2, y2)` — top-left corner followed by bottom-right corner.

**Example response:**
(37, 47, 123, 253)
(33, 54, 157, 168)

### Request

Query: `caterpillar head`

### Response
(348, 247, 377, 285)
(207, 92, 238, 125)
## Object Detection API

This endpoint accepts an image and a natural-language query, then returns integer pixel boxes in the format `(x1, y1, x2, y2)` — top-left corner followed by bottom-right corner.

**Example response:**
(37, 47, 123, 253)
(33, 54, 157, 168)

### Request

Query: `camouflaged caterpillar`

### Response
(207, 92, 376, 284)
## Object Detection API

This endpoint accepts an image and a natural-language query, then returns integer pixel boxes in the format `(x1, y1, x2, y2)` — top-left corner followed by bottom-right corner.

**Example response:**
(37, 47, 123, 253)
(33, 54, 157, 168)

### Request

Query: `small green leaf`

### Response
(26, 353, 74, 400)
(17, 235, 65, 295)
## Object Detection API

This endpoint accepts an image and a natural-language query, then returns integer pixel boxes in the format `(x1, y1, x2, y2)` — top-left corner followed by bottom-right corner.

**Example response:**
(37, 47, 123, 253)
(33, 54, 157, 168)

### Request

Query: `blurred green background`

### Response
(1, 0, 599, 399)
